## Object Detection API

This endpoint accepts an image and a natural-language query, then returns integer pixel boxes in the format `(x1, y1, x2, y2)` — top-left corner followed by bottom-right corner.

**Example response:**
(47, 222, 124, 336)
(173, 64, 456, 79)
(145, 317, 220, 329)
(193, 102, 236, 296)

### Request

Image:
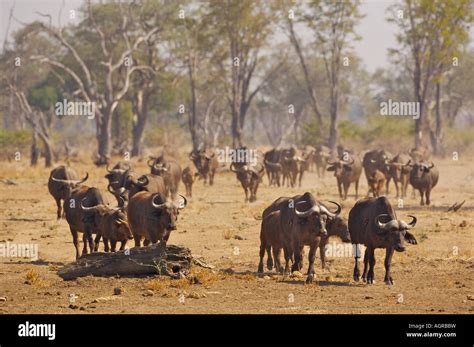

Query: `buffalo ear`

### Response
(327, 165, 336, 172)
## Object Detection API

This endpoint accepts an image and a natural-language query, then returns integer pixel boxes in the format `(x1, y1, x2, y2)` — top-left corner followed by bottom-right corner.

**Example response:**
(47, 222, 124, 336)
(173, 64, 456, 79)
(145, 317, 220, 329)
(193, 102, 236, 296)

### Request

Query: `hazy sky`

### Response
(0, 0, 398, 72)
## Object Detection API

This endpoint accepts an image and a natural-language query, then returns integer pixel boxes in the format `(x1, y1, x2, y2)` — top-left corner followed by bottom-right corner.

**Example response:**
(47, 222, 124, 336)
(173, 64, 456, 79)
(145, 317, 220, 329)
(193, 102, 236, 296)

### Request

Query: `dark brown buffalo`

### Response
(127, 191, 187, 249)
(327, 155, 362, 200)
(258, 210, 286, 273)
(280, 147, 299, 188)
(80, 200, 133, 252)
(387, 153, 411, 198)
(367, 169, 386, 197)
(48, 166, 88, 219)
(362, 149, 392, 195)
(148, 157, 182, 199)
(263, 148, 282, 187)
(281, 193, 341, 283)
(408, 161, 439, 205)
(104, 161, 132, 204)
(122, 173, 167, 199)
(181, 165, 196, 197)
(64, 186, 106, 259)
(259, 199, 349, 274)
(230, 161, 265, 203)
(189, 148, 218, 185)
(314, 145, 331, 178)
(277, 192, 341, 283)
(348, 197, 417, 284)
(318, 209, 351, 269)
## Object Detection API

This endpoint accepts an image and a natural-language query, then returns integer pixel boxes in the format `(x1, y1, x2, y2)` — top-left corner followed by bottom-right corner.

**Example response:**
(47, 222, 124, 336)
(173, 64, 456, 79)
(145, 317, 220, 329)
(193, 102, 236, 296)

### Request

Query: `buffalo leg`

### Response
(319, 237, 328, 269)
(110, 239, 117, 252)
(353, 244, 361, 281)
(291, 240, 302, 273)
(55, 198, 62, 220)
(266, 246, 273, 270)
(133, 234, 141, 248)
(343, 182, 350, 200)
(272, 247, 282, 273)
(426, 189, 431, 205)
(143, 239, 151, 246)
(384, 247, 394, 285)
(419, 189, 425, 205)
(366, 246, 376, 284)
(85, 228, 95, 255)
(385, 176, 391, 195)
(258, 240, 266, 273)
(119, 241, 127, 251)
(337, 180, 343, 199)
(82, 234, 88, 256)
(394, 180, 400, 198)
(354, 179, 359, 199)
(361, 249, 369, 282)
(103, 238, 110, 252)
(70, 227, 80, 260)
(283, 245, 292, 275)
(94, 234, 101, 252)
(305, 240, 319, 284)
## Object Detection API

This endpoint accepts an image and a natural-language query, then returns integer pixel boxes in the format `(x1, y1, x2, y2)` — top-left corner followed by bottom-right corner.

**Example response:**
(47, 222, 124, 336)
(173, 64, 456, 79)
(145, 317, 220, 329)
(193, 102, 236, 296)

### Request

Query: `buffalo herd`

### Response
(47, 144, 438, 284)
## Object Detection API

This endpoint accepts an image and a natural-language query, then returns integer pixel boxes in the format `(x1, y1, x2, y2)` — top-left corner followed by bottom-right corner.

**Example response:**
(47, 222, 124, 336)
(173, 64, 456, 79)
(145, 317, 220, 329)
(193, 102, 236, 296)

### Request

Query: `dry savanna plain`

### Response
(0, 154, 472, 314)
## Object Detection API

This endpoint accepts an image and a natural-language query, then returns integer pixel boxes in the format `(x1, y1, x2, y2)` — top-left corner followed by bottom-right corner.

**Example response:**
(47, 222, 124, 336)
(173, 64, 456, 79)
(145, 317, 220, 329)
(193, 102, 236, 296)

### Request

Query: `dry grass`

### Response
(24, 269, 46, 287)
(144, 278, 166, 291)
(222, 229, 234, 240)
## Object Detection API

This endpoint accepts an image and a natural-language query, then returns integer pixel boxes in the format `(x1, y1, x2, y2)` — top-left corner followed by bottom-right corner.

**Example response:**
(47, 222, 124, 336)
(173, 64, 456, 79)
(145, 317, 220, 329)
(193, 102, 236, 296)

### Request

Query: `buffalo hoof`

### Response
(353, 269, 360, 281)
(384, 277, 394, 285)
(366, 275, 374, 284)
(257, 263, 264, 273)
(305, 273, 315, 284)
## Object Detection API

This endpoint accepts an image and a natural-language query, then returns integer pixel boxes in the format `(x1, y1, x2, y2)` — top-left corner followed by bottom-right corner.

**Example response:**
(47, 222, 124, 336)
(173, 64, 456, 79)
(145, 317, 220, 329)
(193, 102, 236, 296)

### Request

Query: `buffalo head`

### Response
(375, 214, 417, 252)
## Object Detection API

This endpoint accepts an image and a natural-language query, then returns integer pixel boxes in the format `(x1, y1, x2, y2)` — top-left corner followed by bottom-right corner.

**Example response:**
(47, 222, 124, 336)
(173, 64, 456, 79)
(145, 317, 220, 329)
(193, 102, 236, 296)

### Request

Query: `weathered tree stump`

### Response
(58, 244, 201, 280)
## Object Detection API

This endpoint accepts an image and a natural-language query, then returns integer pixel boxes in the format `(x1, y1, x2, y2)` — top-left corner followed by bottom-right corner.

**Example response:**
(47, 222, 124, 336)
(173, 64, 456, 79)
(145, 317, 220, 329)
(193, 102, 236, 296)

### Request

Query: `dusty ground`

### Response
(0, 156, 472, 314)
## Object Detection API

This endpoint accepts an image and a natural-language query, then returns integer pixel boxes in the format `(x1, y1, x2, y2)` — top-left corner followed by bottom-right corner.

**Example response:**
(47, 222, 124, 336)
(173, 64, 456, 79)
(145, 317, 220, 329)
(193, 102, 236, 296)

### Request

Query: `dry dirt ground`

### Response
(0, 156, 472, 314)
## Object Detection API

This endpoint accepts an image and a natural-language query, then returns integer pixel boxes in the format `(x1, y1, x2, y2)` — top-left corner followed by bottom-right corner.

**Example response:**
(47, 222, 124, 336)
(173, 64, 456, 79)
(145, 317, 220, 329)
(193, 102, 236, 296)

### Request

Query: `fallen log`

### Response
(57, 244, 203, 280)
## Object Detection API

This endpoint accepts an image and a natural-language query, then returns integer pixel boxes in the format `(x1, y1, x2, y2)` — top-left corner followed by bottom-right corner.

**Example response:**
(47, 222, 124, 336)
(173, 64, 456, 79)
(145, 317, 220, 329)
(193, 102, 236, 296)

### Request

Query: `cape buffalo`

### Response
(80, 199, 133, 252)
(327, 155, 362, 200)
(48, 166, 88, 219)
(348, 197, 417, 284)
(314, 145, 331, 178)
(189, 148, 218, 185)
(127, 192, 187, 249)
(230, 161, 265, 203)
(151, 160, 182, 199)
(182, 165, 197, 197)
(104, 161, 132, 204)
(263, 148, 282, 187)
(123, 173, 167, 199)
(408, 161, 439, 205)
(387, 153, 411, 198)
(362, 149, 392, 195)
(64, 186, 106, 259)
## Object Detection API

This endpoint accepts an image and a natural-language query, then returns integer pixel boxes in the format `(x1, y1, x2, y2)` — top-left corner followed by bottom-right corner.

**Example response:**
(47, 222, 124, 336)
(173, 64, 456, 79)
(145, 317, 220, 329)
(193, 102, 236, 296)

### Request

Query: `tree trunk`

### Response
(430, 82, 444, 157)
(39, 133, 53, 167)
(131, 90, 150, 157)
(30, 130, 38, 166)
(96, 109, 112, 166)
(57, 244, 201, 280)
(328, 94, 338, 150)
